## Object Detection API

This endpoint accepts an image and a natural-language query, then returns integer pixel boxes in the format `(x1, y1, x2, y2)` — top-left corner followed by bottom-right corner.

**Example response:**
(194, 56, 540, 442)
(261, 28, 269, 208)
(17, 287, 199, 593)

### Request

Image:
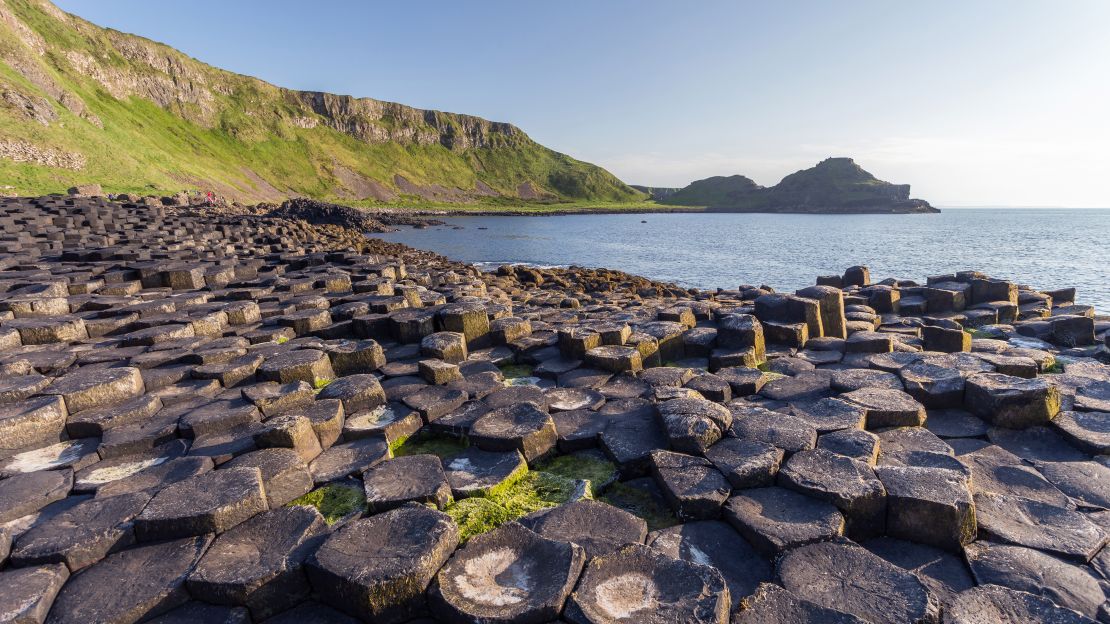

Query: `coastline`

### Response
(1, 194, 1108, 622)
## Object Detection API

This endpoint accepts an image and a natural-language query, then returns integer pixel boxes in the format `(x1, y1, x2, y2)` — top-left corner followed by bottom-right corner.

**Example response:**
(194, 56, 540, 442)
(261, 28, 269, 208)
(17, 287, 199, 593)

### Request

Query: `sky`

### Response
(54, 0, 1110, 207)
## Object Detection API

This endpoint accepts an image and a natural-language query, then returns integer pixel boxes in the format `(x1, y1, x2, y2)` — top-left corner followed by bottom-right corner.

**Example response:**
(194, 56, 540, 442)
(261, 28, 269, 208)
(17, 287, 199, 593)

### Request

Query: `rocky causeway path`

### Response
(0, 194, 1108, 623)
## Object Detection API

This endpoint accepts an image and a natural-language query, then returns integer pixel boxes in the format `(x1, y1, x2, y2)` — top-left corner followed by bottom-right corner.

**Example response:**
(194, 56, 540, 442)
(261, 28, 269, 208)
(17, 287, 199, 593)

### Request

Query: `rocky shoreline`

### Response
(1, 194, 1109, 623)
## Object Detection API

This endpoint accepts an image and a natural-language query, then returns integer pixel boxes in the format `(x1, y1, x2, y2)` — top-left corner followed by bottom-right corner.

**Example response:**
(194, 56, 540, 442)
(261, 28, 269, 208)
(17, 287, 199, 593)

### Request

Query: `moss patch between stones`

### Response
(600, 481, 680, 532)
(537, 453, 618, 493)
(445, 470, 587, 542)
(499, 364, 535, 379)
(392, 434, 469, 460)
(288, 482, 366, 524)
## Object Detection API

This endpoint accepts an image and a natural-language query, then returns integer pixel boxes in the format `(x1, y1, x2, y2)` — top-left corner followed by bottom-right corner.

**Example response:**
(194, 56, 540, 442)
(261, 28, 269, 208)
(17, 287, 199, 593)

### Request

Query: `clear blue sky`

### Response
(55, 0, 1110, 206)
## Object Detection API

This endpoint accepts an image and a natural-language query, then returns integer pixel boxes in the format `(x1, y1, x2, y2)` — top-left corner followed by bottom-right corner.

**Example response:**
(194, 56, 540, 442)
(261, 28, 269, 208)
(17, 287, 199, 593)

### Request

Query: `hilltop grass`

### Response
(0, 0, 645, 204)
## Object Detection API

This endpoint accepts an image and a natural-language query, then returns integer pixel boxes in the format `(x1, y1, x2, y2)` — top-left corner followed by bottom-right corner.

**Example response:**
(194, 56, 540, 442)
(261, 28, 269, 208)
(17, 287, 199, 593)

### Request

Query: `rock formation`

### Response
(663, 158, 940, 213)
(0, 195, 1107, 621)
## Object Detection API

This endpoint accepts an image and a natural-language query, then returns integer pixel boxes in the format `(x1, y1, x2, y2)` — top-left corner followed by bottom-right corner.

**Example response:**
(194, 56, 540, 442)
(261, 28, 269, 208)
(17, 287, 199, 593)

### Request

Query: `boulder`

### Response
(964, 541, 1107, 621)
(777, 448, 887, 538)
(45, 535, 212, 624)
(974, 492, 1107, 561)
(10, 491, 150, 570)
(874, 465, 976, 552)
(841, 387, 927, 428)
(305, 504, 459, 623)
(363, 454, 452, 512)
(564, 543, 730, 624)
(133, 466, 268, 541)
(0, 469, 72, 523)
(732, 583, 867, 624)
(0, 564, 69, 624)
(429, 522, 586, 623)
(525, 499, 647, 559)
(470, 403, 557, 463)
(187, 506, 326, 620)
(722, 487, 844, 555)
(964, 373, 1060, 428)
(943, 584, 1098, 624)
(647, 520, 770, 608)
(776, 539, 939, 624)
(649, 450, 731, 520)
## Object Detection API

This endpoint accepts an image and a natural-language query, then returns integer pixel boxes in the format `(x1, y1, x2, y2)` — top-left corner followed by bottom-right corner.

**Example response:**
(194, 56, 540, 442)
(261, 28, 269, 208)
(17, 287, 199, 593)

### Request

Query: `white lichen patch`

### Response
(345, 405, 399, 430)
(686, 544, 713, 568)
(455, 547, 532, 606)
(594, 572, 657, 619)
(447, 457, 477, 474)
(79, 456, 168, 485)
(1, 440, 88, 474)
(505, 376, 541, 387)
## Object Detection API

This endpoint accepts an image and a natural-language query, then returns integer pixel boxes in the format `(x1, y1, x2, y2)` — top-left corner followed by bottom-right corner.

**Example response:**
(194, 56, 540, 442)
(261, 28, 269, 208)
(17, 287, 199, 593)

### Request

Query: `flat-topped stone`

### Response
(306, 504, 459, 624)
(133, 466, 268, 541)
(564, 543, 730, 624)
(723, 487, 844, 555)
(186, 506, 326, 620)
(430, 521, 586, 623)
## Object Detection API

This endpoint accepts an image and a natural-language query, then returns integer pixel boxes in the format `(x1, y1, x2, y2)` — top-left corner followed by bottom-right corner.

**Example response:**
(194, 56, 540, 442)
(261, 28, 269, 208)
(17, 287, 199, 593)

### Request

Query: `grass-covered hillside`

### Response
(0, 0, 644, 204)
(659, 174, 762, 206)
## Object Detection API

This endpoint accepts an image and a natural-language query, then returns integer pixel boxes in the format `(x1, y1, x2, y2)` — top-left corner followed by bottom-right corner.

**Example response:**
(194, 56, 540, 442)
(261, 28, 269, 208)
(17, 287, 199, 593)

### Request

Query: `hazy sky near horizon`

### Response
(55, 0, 1110, 207)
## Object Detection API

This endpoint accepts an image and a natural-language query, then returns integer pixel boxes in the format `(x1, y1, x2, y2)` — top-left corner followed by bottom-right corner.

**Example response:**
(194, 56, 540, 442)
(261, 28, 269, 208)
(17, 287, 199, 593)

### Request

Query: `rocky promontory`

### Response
(0, 194, 1108, 623)
(662, 157, 940, 214)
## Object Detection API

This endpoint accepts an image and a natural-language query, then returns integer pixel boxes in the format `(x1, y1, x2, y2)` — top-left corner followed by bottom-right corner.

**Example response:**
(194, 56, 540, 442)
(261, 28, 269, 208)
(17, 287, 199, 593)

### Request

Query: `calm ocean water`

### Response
(374, 208, 1110, 314)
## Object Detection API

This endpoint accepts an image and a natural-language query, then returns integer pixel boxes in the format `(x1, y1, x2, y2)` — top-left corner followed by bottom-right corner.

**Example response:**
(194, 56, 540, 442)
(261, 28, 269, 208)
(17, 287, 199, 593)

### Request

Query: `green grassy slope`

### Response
(0, 0, 644, 204)
(659, 174, 762, 206)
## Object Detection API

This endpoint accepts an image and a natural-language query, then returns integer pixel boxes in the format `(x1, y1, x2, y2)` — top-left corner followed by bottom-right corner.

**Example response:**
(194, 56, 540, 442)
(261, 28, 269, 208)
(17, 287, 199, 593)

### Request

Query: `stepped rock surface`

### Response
(0, 195, 1107, 622)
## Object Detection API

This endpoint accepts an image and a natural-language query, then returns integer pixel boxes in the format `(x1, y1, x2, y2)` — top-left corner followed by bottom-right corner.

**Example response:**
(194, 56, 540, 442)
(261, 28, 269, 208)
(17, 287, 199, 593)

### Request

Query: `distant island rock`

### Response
(657, 158, 939, 213)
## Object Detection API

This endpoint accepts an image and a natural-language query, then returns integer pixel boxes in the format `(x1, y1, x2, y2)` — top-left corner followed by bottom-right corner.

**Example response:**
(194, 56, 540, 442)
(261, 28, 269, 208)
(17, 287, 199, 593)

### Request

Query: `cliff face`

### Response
(0, 0, 642, 203)
(664, 158, 939, 213)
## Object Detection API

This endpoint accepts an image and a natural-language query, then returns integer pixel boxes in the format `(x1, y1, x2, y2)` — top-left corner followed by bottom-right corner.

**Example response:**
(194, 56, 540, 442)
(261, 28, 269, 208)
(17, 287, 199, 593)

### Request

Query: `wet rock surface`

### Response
(0, 196, 1108, 621)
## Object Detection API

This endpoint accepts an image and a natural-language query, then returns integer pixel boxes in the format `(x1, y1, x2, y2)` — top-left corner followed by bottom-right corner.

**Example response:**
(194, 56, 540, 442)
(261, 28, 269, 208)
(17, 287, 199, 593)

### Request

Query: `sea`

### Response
(373, 208, 1110, 314)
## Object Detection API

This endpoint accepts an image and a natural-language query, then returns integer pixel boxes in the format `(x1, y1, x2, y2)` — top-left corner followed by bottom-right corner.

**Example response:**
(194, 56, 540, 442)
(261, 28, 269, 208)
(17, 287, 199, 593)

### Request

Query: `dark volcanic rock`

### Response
(305, 504, 459, 624)
(564, 543, 730, 624)
(974, 491, 1107, 561)
(443, 448, 527, 498)
(874, 465, 976, 552)
(525, 499, 647, 559)
(704, 437, 783, 488)
(964, 541, 1107, 620)
(732, 583, 867, 624)
(863, 537, 975, 612)
(0, 469, 72, 523)
(363, 454, 452, 512)
(46, 535, 212, 624)
(649, 450, 731, 520)
(943, 584, 1098, 624)
(11, 491, 150, 570)
(965, 373, 1060, 428)
(723, 487, 844, 555)
(133, 466, 268, 541)
(429, 521, 586, 624)
(470, 403, 558, 463)
(187, 506, 326, 620)
(776, 539, 939, 624)
(647, 520, 771, 608)
(777, 448, 887, 538)
(841, 387, 927, 428)
(0, 563, 70, 624)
